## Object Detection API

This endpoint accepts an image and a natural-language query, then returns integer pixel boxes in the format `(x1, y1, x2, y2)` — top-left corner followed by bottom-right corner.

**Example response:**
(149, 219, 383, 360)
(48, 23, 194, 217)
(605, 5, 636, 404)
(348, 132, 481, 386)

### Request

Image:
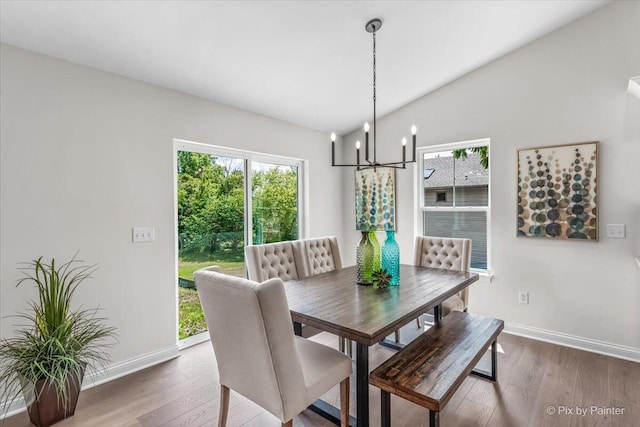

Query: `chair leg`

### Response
(394, 329, 400, 343)
(416, 315, 421, 329)
(339, 337, 354, 358)
(218, 385, 230, 427)
(340, 377, 350, 427)
(282, 421, 293, 427)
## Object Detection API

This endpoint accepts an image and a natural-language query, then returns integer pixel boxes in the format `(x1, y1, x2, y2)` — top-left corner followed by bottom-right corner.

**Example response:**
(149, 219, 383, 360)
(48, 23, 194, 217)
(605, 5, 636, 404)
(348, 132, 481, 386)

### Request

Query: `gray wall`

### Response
(342, 1, 640, 352)
(1, 1, 638, 386)
(0, 43, 346, 365)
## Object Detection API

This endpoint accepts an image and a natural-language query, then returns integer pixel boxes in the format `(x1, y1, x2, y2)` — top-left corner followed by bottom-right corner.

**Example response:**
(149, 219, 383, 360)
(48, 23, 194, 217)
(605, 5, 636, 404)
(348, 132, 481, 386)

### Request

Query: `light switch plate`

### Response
(132, 226, 155, 243)
(606, 224, 625, 239)
(518, 291, 529, 305)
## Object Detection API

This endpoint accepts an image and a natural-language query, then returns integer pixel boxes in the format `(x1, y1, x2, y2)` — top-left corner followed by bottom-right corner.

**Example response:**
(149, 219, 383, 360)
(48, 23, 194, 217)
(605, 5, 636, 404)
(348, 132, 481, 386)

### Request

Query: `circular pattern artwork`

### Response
(355, 167, 396, 231)
(517, 142, 598, 240)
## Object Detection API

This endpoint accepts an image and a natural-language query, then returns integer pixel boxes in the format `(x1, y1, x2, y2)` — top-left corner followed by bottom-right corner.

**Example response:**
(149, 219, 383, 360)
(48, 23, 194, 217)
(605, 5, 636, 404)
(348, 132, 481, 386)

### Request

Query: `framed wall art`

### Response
(517, 141, 598, 240)
(355, 167, 395, 231)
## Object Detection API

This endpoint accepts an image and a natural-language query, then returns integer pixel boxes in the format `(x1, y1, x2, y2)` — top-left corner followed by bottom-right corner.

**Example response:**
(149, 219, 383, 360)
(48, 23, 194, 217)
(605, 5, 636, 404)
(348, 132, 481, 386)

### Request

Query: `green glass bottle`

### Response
(356, 231, 374, 285)
(369, 231, 381, 272)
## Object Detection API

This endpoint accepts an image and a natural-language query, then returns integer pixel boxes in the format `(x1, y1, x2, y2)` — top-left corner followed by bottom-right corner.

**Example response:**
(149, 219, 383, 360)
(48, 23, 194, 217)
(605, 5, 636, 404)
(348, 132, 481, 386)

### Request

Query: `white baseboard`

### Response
(1, 344, 180, 420)
(504, 322, 640, 363)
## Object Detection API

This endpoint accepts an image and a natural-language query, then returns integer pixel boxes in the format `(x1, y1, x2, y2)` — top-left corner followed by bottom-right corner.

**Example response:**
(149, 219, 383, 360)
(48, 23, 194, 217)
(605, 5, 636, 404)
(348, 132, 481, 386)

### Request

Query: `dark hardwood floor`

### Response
(3, 320, 639, 426)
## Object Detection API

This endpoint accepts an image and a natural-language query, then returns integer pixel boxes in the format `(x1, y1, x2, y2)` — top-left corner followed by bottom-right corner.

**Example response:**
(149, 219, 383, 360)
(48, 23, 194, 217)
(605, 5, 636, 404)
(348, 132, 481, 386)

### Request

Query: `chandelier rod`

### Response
(372, 21, 377, 165)
(330, 18, 417, 170)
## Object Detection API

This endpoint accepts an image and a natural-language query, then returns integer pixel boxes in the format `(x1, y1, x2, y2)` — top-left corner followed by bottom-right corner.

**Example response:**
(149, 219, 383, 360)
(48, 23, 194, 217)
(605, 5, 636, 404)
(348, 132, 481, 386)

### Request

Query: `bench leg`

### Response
(470, 338, 498, 381)
(381, 390, 391, 427)
(429, 410, 440, 427)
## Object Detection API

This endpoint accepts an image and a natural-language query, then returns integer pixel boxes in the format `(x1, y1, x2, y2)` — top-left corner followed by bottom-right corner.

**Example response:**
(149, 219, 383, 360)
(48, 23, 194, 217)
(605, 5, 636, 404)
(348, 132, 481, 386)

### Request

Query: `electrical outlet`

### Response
(132, 226, 155, 243)
(606, 224, 625, 239)
(518, 291, 529, 305)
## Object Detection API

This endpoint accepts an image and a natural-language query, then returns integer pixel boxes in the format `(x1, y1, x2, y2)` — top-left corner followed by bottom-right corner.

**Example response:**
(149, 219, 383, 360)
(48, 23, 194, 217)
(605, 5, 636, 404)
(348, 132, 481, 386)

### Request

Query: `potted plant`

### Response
(371, 268, 392, 289)
(0, 255, 116, 427)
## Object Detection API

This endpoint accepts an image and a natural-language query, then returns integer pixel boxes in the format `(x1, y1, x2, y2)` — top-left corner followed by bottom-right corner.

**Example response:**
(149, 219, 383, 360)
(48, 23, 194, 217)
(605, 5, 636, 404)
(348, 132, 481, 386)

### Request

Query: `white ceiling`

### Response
(0, 1, 608, 134)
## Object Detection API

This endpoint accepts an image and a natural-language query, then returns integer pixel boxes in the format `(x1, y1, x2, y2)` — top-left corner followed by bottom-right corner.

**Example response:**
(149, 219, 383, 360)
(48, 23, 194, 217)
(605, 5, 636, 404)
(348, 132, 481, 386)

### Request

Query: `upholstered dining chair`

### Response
(244, 240, 315, 339)
(194, 267, 352, 427)
(414, 235, 472, 314)
(245, 241, 300, 282)
(291, 236, 352, 356)
(395, 236, 472, 342)
(292, 236, 343, 277)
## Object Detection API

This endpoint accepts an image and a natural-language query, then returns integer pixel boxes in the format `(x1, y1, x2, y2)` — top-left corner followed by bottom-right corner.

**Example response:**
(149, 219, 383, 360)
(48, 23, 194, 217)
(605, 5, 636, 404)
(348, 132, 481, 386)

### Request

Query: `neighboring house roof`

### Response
(423, 152, 488, 187)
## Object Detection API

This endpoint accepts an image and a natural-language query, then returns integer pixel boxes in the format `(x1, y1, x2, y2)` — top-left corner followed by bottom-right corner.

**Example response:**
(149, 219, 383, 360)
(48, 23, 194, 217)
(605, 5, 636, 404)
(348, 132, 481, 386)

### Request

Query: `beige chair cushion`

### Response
(296, 336, 352, 403)
(414, 236, 472, 310)
(194, 269, 352, 422)
(442, 294, 465, 315)
(244, 241, 300, 282)
(292, 236, 342, 278)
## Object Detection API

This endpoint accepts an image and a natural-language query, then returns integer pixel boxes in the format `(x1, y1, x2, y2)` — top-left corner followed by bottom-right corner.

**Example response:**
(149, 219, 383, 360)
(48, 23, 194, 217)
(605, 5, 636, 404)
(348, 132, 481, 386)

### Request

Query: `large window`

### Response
(174, 140, 305, 341)
(418, 139, 490, 271)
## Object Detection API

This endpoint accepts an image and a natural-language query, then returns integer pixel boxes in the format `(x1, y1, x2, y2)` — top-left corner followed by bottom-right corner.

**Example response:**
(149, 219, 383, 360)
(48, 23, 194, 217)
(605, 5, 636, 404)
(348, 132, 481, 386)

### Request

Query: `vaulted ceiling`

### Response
(0, 1, 608, 134)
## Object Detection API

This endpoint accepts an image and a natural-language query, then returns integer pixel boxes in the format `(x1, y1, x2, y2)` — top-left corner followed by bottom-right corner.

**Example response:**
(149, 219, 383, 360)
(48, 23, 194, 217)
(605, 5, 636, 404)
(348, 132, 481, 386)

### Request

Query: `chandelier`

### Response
(331, 18, 417, 170)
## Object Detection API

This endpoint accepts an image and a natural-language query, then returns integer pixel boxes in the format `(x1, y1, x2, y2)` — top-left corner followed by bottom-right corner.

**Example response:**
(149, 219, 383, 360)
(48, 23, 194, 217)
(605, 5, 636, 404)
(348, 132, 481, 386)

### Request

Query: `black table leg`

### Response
(308, 399, 356, 426)
(491, 338, 498, 380)
(356, 342, 369, 427)
(429, 410, 440, 427)
(433, 304, 442, 323)
(293, 321, 302, 336)
(381, 390, 391, 427)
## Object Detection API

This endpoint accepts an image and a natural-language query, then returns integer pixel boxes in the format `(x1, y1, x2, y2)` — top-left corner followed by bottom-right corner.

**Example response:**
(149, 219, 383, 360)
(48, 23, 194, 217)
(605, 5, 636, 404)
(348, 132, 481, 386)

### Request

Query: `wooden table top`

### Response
(284, 264, 479, 346)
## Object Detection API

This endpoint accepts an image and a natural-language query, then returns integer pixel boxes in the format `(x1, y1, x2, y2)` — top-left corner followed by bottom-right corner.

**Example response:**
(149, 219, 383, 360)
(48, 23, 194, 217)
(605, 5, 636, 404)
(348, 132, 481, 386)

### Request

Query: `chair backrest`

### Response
(414, 236, 472, 306)
(244, 241, 300, 282)
(292, 236, 343, 278)
(194, 268, 307, 421)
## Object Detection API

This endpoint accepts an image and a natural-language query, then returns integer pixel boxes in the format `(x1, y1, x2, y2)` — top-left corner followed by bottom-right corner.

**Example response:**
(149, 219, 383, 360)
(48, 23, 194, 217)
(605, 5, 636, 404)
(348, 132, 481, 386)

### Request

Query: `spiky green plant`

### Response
(372, 268, 392, 289)
(0, 255, 116, 414)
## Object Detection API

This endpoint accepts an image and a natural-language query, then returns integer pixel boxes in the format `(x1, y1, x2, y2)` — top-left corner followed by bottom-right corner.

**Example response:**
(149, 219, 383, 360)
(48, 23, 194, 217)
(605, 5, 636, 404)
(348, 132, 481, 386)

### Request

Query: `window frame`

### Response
(173, 139, 307, 347)
(174, 139, 307, 247)
(415, 138, 491, 273)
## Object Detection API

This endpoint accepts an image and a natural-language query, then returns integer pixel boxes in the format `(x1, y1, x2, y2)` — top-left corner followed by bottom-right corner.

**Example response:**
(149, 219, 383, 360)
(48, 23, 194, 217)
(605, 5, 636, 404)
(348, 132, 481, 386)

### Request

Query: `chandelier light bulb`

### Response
(356, 140, 361, 149)
(411, 125, 417, 135)
(402, 137, 407, 146)
(331, 132, 336, 142)
(364, 122, 370, 132)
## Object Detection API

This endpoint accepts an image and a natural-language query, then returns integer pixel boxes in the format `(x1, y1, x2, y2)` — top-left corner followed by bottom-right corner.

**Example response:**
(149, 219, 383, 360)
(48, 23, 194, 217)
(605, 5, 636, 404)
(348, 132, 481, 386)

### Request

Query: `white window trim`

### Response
(414, 138, 492, 276)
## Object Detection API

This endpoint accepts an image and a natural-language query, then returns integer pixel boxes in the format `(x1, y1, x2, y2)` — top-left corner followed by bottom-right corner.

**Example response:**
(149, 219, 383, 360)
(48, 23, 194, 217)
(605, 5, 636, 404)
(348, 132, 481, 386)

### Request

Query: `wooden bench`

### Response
(369, 311, 504, 427)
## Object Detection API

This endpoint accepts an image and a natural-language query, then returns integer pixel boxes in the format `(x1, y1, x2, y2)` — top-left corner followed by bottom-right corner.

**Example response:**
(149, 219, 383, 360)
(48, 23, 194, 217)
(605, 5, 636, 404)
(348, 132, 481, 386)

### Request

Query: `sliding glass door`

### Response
(252, 161, 299, 244)
(175, 140, 304, 342)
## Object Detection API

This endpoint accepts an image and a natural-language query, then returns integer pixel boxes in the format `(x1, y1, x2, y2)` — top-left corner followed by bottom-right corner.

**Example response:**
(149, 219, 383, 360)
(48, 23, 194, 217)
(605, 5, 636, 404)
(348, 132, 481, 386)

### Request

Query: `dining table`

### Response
(284, 264, 479, 427)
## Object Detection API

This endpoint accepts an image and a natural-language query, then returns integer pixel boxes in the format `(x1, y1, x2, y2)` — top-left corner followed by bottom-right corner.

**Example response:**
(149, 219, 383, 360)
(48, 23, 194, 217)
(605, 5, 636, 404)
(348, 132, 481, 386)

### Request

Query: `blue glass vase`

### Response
(381, 231, 400, 286)
(356, 231, 374, 285)
(369, 231, 381, 273)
